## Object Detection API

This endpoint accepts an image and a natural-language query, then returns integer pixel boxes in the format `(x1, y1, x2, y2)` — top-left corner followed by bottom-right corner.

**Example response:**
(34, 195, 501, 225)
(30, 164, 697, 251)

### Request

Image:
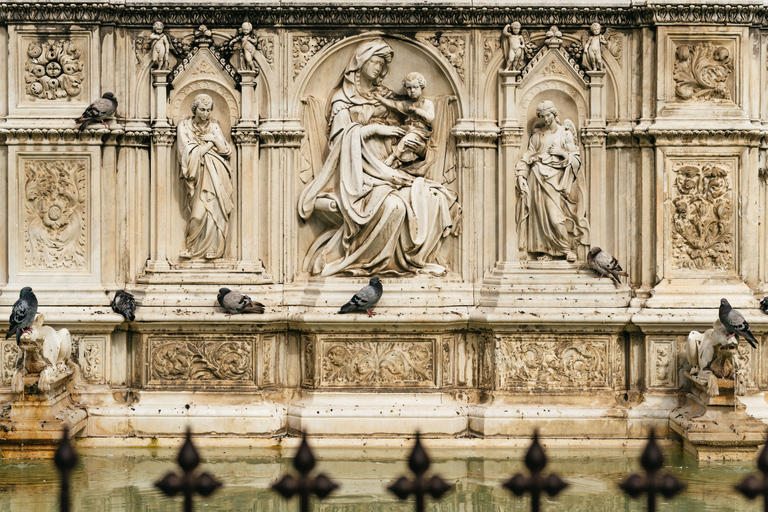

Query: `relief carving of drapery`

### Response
(23, 160, 87, 269)
(671, 162, 733, 271)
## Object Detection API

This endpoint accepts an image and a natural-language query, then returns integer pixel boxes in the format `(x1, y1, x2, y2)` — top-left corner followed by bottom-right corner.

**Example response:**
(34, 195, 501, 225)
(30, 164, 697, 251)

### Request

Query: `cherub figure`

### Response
(375, 72, 435, 169)
(237, 22, 259, 71)
(149, 21, 170, 70)
(581, 22, 607, 71)
(502, 21, 529, 71)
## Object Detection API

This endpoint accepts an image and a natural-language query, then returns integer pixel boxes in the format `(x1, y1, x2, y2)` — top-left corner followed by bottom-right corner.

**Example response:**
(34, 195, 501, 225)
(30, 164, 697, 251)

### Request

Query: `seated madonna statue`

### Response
(298, 39, 461, 277)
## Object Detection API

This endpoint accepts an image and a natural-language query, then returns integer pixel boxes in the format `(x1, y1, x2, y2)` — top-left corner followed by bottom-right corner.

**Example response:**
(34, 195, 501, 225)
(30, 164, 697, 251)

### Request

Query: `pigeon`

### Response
(76, 92, 118, 131)
(719, 298, 758, 349)
(587, 247, 628, 284)
(760, 296, 768, 315)
(111, 290, 136, 322)
(338, 277, 383, 317)
(5, 287, 38, 345)
(217, 288, 265, 315)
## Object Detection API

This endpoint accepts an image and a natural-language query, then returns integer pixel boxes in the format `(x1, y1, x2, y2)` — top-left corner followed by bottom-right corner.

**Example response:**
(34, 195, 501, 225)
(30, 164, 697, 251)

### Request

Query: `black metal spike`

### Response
(294, 434, 316, 474)
(735, 430, 768, 511)
(408, 432, 431, 476)
(270, 434, 339, 512)
(639, 429, 663, 474)
(524, 430, 547, 474)
(178, 428, 200, 472)
(54, 430, 77, 472)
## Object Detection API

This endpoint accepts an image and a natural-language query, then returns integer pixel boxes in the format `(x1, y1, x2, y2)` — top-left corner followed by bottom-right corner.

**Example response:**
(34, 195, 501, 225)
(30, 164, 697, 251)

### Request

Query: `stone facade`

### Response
(2, 1, 768, 441)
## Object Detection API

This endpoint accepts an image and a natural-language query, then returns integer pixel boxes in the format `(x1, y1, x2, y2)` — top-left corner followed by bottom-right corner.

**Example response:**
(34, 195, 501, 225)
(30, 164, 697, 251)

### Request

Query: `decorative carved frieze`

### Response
(423, 35, 466, 82)
(302, 334, 316, 388)
(0, 127, 120, 144)
(147, 336, 256, 388)
(321, 340, 434, 388)
(496, 335, 611, 390)
(23, 159, 88, 270)
(261, 334, 276, 386)
(670, 161, 733, 272)
(79, 336, 106, 383)
(1, 342, 20, 385)
(292, 35, 343, 79)
(24, 40, 84, 100)
(673, 42, 733, 102)
(650, 130, 762, 147)
(2, 6, 767, 27)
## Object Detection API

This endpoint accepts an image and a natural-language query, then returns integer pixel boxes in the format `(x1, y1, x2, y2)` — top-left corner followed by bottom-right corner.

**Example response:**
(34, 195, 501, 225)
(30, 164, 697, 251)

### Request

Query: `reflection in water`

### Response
(0, 446, 762, 511)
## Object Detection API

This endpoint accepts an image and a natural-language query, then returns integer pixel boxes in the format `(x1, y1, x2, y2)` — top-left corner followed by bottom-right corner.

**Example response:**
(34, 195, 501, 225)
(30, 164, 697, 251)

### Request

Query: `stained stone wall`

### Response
(2, 1, 768, 440)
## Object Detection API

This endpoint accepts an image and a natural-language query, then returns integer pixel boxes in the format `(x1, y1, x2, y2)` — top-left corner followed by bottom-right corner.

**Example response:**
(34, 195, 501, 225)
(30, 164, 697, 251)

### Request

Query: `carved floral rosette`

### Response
(670, 161, 733, 271)
(24, 40, 84, 100)
(673, 42, 733, 102)
(148, 336, 255, 388)
(23, 159, 87, 270)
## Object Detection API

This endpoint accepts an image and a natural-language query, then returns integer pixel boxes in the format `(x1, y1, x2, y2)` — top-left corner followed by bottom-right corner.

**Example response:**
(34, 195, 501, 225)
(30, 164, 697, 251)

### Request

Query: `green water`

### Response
(0, 444, 764, 511)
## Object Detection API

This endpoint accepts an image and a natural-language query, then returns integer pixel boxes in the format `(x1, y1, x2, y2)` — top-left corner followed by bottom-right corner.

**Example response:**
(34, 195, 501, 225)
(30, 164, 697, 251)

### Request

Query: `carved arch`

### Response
(169, 79, 239, 127)
(291, 32, 466, 119)
(518, 79, 588, 129)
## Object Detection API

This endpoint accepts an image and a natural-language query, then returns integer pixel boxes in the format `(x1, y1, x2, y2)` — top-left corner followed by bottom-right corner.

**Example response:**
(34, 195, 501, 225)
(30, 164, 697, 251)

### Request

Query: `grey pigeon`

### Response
(760, 297, 768, 315)
(587, 247, 628, 284)
(217, 288, 264, 315)
(338, 277, 383, 317)
(719, 298, 758, 349)
(111, 290, 136, 322)
(6, 287, 38, 344)
(76, 92, 118, 131)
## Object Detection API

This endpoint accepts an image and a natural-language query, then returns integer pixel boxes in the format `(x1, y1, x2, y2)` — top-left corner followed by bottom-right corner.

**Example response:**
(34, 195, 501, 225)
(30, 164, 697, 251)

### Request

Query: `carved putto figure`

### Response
(376, 72, 434, 169)
(502, 22, 529, 71)
(231, 21, 259, 71)
(177, 94, 235, 260)
(149, 21, 170, 70)
(581, 23, 606, 71)
(516, 100, 589, 261)
(298, 39, 461, 276)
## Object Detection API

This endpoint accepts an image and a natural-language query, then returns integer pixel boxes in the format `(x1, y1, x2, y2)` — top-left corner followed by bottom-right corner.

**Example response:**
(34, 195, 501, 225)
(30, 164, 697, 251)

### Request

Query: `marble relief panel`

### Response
(78, 335, 107, 384)
(647, 336, 678, 390)
(495, 335, 614, 390)
(665, 158, 737, 276)
(145, 335, 257, 389)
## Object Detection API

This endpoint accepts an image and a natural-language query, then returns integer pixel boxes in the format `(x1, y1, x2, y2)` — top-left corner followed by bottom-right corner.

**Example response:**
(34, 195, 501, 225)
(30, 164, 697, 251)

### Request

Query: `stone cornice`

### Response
(0, 126, 123, 144)
(3, 4, 768, 28)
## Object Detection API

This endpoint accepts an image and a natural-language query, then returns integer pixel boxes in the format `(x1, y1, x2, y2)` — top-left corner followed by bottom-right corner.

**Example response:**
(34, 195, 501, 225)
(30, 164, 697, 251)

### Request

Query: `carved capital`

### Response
(121, 130, 152, 147)
(258, 129, 305, 148)
(500, 130, 524, 147)
(606, 131, 634, 147)
(151, 128, 176, 146)
(581, 131, 606, 147)
(452, 129, 499, 148)
(232, 129, 260, 145)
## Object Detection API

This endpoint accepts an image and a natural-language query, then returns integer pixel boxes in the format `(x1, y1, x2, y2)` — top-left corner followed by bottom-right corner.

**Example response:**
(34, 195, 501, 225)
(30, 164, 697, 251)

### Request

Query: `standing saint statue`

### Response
(515, 100, 590, 261)
(177, 94, 235, 260)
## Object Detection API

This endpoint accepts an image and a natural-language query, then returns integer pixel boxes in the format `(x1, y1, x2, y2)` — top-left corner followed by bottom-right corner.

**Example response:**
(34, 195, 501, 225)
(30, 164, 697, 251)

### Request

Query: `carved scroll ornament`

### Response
(24, 160, 87, 270)
(671, 162, 733, 271)
(24, 40, 84, 100)
(674, 42, 733, 102)
(322, 341, 433, 386)
(498, 339, 608, 388)
(151, 339, 252, 382)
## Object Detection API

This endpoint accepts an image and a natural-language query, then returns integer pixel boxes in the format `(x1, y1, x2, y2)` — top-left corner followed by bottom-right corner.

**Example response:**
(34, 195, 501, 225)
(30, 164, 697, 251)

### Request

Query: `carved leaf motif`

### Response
(152, 340, 252, 382)
(674, 42, 733, 102)
(322, 342, 433, 385)
(655, 346, 670, 381)
(2, 344, 21, 384)
(24, 40, 84, 100)
(23, 160, 87, 269)
(671, 162, 733, 271)
(498, 339, 608, 388)
(292, 36, 342, 79)
(482, 37, 501, 67)
(424, 35, 465, 81)
(83, 340, 102, 381)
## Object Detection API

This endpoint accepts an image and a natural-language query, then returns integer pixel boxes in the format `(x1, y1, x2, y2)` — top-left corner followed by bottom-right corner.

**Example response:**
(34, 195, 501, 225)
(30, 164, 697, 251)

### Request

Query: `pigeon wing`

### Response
(727, 309, 759, 348)
(222, 290, 246, 313)
(6, 299, 29, 339)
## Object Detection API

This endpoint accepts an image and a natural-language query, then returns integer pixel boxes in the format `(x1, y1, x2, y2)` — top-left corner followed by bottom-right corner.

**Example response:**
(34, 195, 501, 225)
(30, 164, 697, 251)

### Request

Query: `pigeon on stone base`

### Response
(719, 298, 758, 349)
(338, 277, 383, 317)
(6, 287, 38, 345)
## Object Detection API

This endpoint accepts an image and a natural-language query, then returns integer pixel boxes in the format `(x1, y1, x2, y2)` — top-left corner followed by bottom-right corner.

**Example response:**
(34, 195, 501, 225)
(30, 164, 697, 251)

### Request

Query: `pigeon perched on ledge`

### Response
(719, 298, 758, 349)
(587, 247, 628, 284)
(111, 290, 136, 322)
(76, 92, 118, 131)
(6, 287, 38, 345)
(217, 288, 265, 315)
(760, 296, 768, 315)
(338, 277, 383, 317)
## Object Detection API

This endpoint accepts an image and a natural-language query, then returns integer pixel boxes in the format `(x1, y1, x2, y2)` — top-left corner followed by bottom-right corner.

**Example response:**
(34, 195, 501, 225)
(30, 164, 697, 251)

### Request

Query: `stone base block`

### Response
(0, 372, 86, 459)
(669, 390, 767, 461)
(287, 392, 467, 436)
(480, 261, 632, 308)
(85, 391, 286, 437)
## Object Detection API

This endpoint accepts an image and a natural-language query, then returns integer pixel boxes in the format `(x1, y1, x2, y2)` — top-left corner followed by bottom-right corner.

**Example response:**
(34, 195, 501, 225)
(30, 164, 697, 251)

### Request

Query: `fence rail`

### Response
(18, 428, 768, 511)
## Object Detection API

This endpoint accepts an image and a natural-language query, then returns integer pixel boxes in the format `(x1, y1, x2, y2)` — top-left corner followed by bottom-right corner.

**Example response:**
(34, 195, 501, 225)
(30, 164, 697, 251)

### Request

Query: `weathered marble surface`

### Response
(2, 1, 768, 442)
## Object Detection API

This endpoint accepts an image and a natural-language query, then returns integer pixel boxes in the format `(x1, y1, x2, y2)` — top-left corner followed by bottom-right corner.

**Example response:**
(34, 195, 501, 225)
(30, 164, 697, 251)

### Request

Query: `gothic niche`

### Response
(297, 38, 462, 277)
(24, 160, 87, 269)
(24, 40, 84, 100)
(671, 162, 733, 271)
(674, 42, 733, 102)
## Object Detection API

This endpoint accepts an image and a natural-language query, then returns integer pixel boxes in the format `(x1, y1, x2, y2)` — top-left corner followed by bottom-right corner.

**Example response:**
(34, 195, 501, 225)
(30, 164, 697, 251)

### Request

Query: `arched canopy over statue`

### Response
(515, 100, 590, 261)
(298, 38, 461, 277)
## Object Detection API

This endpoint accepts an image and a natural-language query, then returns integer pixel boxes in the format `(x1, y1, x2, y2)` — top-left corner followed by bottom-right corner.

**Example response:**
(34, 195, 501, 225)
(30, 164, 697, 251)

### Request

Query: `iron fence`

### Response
(21, 428, 768, 511)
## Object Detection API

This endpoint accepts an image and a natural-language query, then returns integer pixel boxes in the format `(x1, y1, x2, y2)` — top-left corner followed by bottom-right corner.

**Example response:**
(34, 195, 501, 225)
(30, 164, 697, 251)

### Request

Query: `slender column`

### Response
(498, 70, 522, 263)
(146, 70, 173, 271)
